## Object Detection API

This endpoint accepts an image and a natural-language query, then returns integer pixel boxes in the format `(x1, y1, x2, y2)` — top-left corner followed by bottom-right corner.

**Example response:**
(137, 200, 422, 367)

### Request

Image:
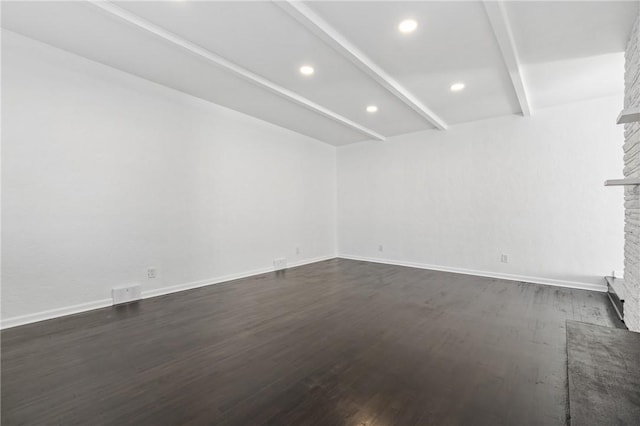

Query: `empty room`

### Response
(2, 0, 640, 425)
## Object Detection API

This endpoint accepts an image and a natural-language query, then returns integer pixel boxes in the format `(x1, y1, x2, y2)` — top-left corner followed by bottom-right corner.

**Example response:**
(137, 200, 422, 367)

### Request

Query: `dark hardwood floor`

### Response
(1, 259, 622, 425)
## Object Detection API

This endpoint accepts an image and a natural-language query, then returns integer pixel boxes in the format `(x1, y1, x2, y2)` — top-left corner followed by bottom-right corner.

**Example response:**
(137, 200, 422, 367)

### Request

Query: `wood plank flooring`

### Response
(1, 259, 622, 425)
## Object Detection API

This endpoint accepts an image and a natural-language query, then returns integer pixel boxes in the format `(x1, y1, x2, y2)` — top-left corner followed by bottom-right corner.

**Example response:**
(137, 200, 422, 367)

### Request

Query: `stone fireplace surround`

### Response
(621, 10, 640, 332)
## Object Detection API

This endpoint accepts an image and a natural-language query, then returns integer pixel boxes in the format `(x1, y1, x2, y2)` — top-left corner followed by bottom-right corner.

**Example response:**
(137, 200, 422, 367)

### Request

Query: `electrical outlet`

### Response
(147, 267, 157, 279)
(296, 247, 300, 255)
(378, 245, 384, 252)
(273, 258, 287, 271)
(500, 254, 508, 263)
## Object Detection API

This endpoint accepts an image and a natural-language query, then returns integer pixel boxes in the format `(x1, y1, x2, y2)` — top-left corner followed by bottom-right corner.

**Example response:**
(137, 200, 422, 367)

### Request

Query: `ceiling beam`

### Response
(483, 1, 531, 116)
(87, 1, 386, 141)
(276, 1, 448, 131)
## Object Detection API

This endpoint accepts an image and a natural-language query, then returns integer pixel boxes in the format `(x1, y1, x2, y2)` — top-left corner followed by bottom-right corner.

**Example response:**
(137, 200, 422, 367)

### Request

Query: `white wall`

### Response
(1, 30, 627, 328)
(1, 31, 337, 326)
(338, 96, 625, 290)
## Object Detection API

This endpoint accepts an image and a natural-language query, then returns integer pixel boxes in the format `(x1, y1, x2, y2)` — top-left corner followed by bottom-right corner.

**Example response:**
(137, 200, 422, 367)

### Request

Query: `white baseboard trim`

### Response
(0, 255, 336, 330)
(141, 255, 336, 299)
(338, 254, 607, 293)
(0, 299, 114, 330)
(3, 254, 602, 329)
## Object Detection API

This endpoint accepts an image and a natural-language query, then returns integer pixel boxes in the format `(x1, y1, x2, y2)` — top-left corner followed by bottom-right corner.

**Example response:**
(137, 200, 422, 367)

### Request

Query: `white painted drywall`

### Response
(1, 31, 337, 325)
(1, 29, 627, 327)
(337, 96, 625, 289)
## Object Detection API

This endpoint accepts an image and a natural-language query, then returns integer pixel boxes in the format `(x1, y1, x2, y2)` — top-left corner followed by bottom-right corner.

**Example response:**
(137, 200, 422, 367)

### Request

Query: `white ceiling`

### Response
(2, 1, 637, 146)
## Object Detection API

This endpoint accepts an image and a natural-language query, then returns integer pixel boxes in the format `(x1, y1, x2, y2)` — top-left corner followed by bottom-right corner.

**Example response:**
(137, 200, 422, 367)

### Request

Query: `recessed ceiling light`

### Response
(299, 65, 314, 76)
(450, 82, 465, 92)
(398, 19, 418, 34)
(366, 105, 378, 113)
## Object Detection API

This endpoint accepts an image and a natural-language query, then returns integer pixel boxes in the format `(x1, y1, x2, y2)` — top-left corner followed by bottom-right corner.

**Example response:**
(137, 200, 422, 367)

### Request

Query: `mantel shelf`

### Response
(604, 178, 640, 186)
(617, 107, 640, 124)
